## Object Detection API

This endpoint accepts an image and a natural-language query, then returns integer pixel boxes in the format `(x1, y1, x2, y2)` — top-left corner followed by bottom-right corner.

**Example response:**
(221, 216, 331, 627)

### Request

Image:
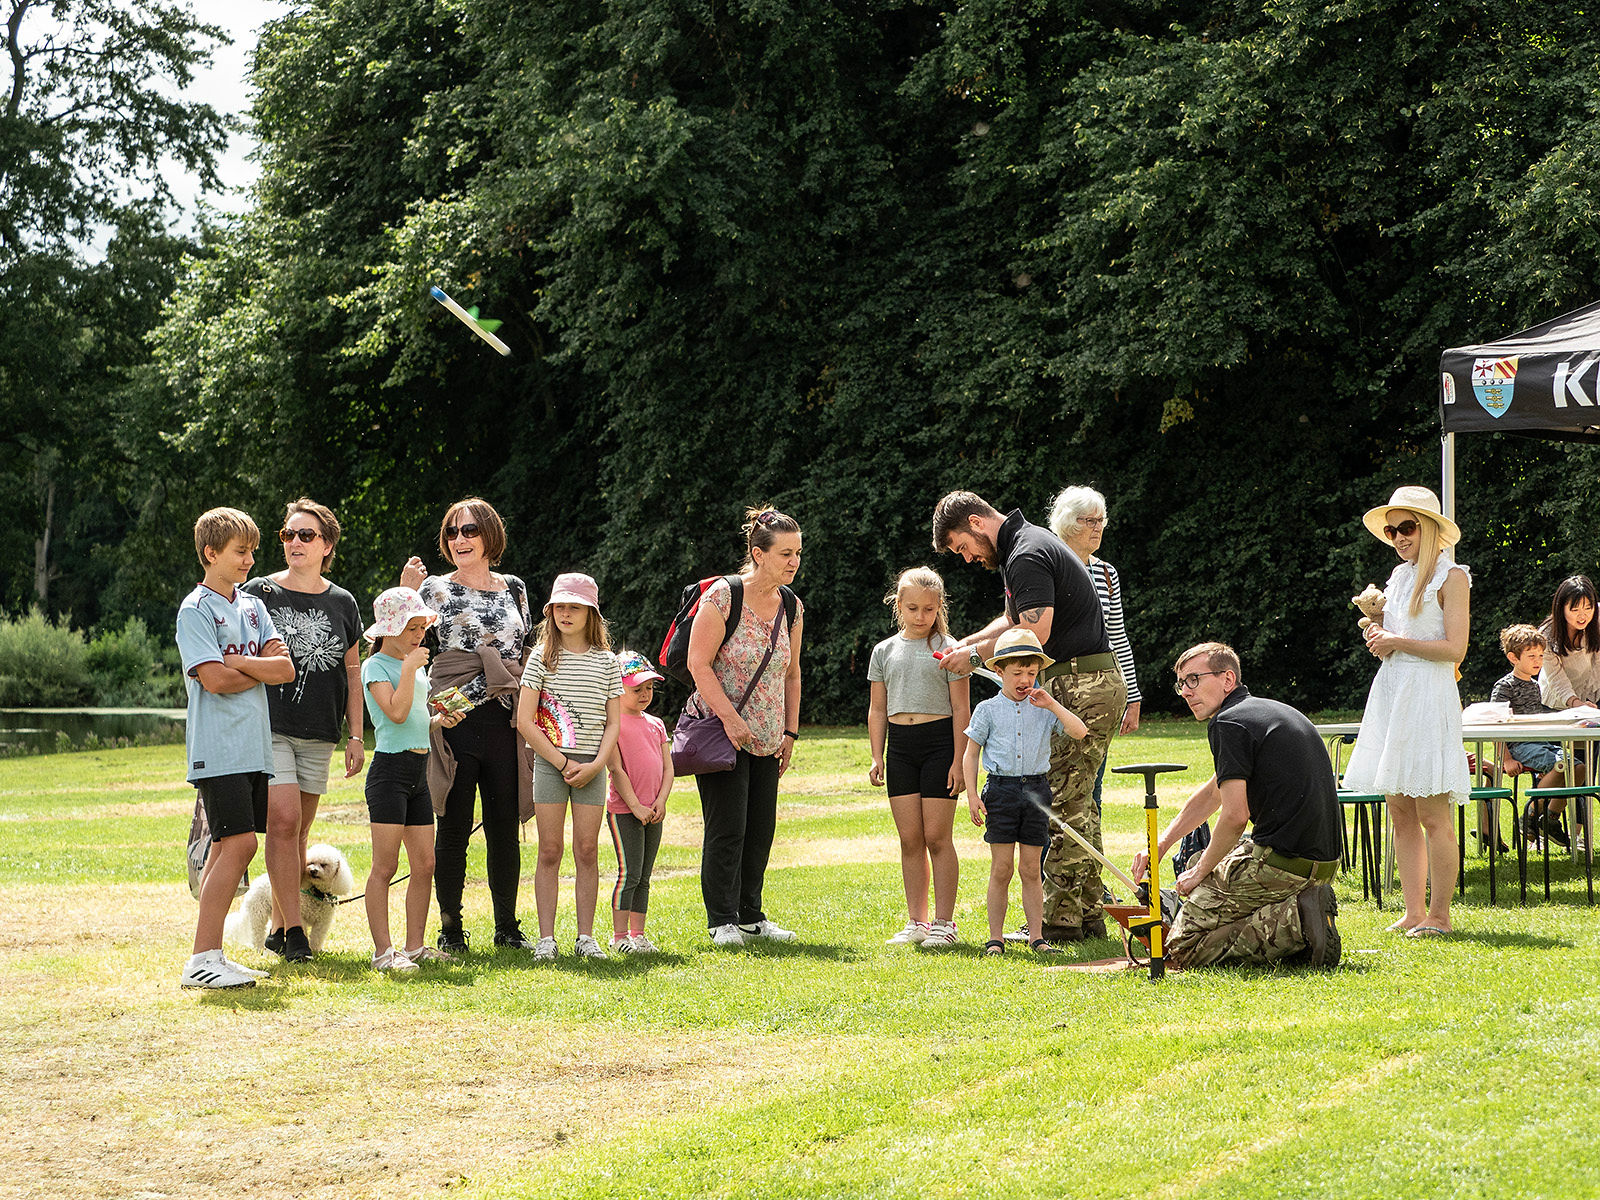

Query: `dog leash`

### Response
(334, 820, 484, 905)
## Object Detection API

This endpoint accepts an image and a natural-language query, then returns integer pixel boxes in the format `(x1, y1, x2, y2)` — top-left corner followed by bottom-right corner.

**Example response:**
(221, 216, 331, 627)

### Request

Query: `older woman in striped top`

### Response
(1049, 487, 1141, 849)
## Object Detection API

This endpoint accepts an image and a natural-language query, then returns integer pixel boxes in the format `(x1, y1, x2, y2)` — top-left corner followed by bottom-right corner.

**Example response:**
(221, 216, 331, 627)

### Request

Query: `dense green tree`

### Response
(125, 0, 1600, 722)
(0, 0, 227, 619)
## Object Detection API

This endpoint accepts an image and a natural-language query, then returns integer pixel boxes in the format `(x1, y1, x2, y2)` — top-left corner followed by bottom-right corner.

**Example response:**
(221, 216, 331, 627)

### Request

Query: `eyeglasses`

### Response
(1382, 520, 1421, 540)
(279, 527, 321, 544)
(444, 523, 481, 541)
(1173, 671, 1221, 694)
(1076, 516, 1107, 529)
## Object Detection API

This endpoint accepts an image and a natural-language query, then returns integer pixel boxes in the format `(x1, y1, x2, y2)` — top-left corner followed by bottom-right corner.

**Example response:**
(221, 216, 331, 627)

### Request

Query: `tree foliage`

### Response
(0, 0, 228, 615)
(30, 0, 1600, 721)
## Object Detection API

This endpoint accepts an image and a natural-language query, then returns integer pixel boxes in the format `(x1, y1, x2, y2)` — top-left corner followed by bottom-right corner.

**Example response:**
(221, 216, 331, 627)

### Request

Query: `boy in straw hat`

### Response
(962, 629, 1088, 955)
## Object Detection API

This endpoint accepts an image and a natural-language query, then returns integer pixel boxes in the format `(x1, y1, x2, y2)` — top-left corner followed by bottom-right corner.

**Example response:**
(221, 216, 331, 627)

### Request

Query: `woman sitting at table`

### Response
(1343, 486, 1470, 938)
(1533, 575, 1600, 846)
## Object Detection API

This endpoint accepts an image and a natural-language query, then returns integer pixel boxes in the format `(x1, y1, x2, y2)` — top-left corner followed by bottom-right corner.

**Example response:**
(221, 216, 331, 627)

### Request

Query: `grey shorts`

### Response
(534, 751, 606, 807)
(270, 734, 335, 794)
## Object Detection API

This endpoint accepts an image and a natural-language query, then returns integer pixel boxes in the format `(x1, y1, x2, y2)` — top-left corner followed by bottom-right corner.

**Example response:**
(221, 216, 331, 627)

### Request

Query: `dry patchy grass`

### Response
(0, 884, 826, 1200)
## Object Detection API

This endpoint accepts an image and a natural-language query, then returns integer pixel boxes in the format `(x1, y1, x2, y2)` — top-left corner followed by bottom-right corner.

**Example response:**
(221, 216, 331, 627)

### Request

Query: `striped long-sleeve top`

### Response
(1087, 556, 1141, 707)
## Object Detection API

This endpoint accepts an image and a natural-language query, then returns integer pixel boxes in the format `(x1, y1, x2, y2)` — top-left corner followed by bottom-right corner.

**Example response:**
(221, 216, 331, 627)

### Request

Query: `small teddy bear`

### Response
(1352, 584, 1386, 632)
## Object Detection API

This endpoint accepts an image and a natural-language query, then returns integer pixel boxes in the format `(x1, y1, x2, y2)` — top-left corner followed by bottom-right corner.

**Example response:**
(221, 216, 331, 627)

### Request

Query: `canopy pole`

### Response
(1441, 430, 1456, 522)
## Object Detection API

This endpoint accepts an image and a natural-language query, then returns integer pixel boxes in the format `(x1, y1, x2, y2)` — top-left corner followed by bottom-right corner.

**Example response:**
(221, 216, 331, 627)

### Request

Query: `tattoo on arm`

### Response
(1017, 606, 1047, 627)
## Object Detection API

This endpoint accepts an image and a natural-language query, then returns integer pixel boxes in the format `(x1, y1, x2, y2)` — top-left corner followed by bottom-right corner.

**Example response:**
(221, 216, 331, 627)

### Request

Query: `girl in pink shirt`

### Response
(606, 651, 674, 953)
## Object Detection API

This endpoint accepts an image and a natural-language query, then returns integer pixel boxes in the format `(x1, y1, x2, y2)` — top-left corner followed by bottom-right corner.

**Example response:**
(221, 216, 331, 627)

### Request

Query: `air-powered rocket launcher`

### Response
(1057, 761, 1185, 980)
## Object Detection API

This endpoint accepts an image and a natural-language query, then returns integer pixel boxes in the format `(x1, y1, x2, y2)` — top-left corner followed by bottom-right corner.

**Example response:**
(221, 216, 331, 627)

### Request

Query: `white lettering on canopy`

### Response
(1553, 353, 1600, 408)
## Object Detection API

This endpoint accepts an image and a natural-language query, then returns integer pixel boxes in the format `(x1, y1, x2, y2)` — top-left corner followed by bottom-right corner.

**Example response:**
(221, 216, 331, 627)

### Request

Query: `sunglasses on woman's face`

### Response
(279, 527, 321, 544)
(444, 523, 481, 541)
(1382, 520, 1421, 540)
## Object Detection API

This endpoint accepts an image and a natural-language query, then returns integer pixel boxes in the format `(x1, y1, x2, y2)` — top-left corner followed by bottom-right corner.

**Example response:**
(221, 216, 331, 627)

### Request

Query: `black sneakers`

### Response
(282, 925, 313, 963)
(438, 928, 470, 955)
(264, 927, 286, 956)
(1296, 883, 1341, 969)
(493, 925, 538, 950)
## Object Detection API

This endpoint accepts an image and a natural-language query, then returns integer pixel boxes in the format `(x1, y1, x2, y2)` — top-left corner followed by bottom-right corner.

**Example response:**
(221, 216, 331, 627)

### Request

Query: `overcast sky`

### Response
(163, 1, 292, 225)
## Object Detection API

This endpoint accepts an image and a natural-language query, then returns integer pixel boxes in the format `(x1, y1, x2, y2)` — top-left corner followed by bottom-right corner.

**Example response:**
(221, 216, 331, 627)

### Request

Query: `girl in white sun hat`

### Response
(361, 587, 466, 971)
(1342, 485, 1470, 938)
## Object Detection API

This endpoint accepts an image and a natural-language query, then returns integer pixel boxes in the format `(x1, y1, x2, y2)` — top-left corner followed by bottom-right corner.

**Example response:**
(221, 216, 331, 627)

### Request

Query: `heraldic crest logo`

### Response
(1471, 355, 1518, 418)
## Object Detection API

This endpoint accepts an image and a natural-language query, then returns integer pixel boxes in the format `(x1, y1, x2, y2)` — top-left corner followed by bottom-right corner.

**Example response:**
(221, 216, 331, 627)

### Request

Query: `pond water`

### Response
(0, 708, 186, 755)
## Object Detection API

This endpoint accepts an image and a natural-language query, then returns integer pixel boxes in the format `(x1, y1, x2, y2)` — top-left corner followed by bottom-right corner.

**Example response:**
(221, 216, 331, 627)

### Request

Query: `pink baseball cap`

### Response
(365, 587, 438, 640)
(617, 651, 664, 687)
(546, 572, 600, 611)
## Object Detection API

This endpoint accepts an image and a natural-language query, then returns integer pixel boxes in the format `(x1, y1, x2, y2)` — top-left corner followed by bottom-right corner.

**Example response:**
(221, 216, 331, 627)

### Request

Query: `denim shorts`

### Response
(534, 751, 606, 806)
(982, 774, 1051, 847)
(1509, 741, 1562, 775)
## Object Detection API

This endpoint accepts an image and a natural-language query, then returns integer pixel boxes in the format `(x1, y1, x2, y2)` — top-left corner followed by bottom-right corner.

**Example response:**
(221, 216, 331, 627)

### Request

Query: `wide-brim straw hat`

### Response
(985, 627, 1056, 672)
(1362, 485, 1460, 548)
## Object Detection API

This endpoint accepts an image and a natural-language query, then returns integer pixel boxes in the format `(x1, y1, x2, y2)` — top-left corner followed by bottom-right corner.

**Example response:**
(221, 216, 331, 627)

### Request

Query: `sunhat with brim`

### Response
(985, 628, 1056, 672)
(1361, 485, 1461, 548)
(618, 650, 664, 687)
(366, 587, 439, 640)
(546, 572, 601, 611)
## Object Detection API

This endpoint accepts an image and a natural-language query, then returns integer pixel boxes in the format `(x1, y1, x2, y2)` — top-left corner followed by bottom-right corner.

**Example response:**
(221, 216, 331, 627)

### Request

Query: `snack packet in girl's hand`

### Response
(428, 686, 473, 717)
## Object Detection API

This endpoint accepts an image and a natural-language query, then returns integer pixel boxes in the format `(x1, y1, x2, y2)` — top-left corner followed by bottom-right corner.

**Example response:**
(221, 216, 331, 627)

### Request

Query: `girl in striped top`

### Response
(516, 573, 623, 961)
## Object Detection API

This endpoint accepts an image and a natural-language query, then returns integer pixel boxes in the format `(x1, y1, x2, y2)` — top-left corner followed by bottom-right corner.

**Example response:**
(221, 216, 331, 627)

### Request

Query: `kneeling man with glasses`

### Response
(1131, 642, 1343, 969)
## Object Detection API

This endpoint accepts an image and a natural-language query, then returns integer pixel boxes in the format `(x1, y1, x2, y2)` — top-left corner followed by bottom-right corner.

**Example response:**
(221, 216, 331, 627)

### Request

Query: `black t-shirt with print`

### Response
(239, 577, 363, 743)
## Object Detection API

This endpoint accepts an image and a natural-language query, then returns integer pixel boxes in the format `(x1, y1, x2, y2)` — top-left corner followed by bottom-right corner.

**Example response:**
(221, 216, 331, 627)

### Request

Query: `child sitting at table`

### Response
(1491, 623, 1580, 848)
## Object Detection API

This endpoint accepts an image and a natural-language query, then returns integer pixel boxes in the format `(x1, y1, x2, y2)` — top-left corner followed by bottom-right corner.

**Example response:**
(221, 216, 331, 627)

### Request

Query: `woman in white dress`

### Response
(1343, 485, 1471, 937)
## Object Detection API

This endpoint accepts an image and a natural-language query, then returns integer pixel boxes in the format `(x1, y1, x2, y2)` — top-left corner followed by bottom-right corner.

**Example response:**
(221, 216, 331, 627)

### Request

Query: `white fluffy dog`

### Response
(225, 843, 356, 952)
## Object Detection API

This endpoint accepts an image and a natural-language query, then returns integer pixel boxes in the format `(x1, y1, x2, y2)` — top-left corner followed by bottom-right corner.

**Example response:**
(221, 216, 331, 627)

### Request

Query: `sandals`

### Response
(984, 939, 1005, 956)
(1029, 938, 1060, 955)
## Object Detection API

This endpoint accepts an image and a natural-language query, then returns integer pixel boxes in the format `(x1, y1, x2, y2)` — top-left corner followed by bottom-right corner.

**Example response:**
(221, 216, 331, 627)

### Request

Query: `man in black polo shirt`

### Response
(1132, 642, 1342, 968)
(932, 491, 1125, 943)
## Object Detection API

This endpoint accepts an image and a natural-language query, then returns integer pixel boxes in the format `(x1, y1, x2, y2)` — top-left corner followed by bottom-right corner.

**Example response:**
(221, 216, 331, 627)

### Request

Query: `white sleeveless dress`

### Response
(1342, 557, 1471, 806)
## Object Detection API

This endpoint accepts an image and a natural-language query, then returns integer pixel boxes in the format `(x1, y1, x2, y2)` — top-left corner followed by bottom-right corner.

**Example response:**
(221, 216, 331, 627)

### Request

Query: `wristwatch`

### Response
(967, 649, 982, 668)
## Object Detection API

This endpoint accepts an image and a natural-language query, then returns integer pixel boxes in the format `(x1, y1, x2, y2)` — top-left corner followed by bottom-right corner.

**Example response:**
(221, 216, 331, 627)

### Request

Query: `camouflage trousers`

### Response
(1166, 839, 1316, 969)
(1041, 667, 1126, 933)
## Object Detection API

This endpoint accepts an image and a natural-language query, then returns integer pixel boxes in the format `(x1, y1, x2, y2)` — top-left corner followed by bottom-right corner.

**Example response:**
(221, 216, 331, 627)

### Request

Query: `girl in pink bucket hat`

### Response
(515, 573, 623, 960)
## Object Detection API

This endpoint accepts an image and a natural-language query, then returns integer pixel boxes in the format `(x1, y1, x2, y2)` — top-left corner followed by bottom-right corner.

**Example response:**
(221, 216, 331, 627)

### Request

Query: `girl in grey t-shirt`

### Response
(867, 567, 971, 950)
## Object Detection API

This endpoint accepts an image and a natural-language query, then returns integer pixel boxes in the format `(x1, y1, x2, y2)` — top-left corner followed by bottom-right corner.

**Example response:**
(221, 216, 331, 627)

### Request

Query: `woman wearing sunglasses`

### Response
(401, 499, 535, 953)
(239, 498, 365, 962)
(1343, 485, 1471, 937)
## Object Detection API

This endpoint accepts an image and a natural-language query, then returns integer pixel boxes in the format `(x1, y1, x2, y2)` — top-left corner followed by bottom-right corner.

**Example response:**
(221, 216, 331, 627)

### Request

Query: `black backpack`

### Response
(658, 574, 797, 686)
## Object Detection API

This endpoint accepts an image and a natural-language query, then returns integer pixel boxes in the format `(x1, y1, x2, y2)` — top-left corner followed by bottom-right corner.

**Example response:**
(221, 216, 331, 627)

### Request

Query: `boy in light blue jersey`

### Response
(963, 629, 1087, 956)
(176, 508, 294, 989)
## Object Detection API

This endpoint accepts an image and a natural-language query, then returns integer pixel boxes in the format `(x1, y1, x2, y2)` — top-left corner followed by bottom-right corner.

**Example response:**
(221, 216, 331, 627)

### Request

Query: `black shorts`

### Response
(885, 719, 957, 799)
(197, 771, 269, 840)
(365, 751, 435, 826)
(982, 775, 1050, 847)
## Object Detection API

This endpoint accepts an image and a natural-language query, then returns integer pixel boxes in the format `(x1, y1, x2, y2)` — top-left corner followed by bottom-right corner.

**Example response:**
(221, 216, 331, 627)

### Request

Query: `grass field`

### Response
(3, 718, 1599, 1199)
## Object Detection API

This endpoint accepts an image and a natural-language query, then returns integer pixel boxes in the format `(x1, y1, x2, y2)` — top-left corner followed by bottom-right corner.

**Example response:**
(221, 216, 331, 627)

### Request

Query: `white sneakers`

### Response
(574, 934, 607, 960)
(887, 920, 930, 945)
(738, 919, 798, 942)
(610, 933, 660, 954)
(403, 945, 455, 963)
(533, 936, 558, 961)
(372, 946, 419, 972)
(918, 919, 958, 950)
(710, 923, 746, 947)
(180, 949, 258, 990)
